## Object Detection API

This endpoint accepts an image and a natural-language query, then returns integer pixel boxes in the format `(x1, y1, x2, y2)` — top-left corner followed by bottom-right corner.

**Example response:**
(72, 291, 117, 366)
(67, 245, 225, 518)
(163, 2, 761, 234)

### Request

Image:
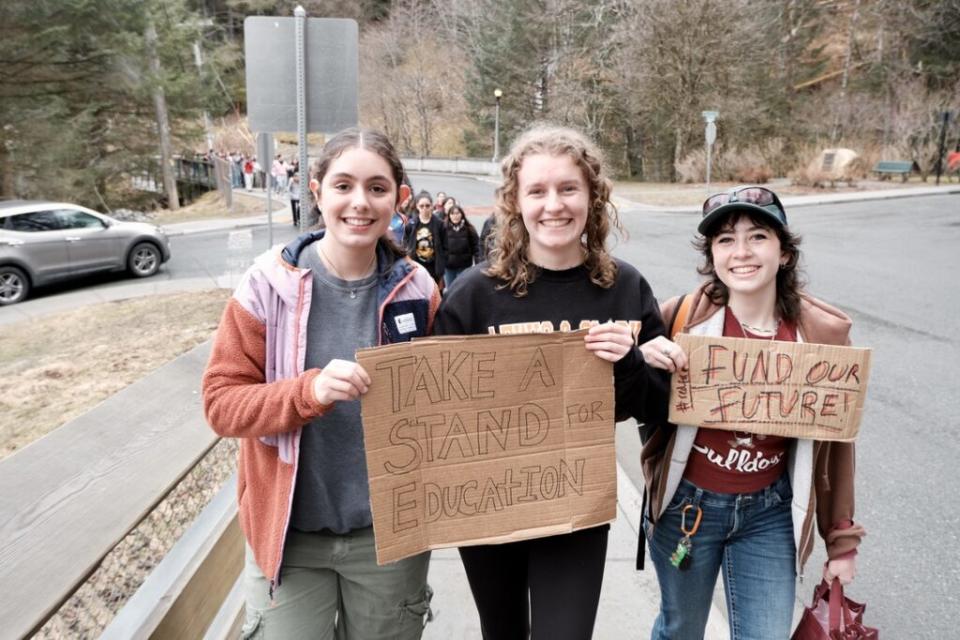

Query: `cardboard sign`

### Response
(357, 331, 615, 565)
(669, 334, 871, 441)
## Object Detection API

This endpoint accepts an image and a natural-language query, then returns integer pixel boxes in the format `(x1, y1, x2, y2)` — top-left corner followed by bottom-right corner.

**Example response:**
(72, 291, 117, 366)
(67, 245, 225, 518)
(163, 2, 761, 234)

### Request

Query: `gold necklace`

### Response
(316, 242, 376, 299)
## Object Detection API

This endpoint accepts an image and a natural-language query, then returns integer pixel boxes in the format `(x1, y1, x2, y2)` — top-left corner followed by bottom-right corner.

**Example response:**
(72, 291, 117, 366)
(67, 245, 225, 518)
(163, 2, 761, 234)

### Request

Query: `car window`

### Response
(7, 211, 64, 232)
(58, 210, 105, 229)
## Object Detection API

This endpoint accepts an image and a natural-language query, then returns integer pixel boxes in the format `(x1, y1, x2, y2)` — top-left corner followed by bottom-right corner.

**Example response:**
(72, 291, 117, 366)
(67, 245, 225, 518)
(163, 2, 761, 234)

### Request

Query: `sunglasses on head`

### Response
(702, 186, 783, 217)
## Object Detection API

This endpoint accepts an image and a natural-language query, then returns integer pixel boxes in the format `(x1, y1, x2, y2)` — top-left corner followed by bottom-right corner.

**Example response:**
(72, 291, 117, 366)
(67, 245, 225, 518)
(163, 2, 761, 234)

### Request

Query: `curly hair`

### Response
(694, 209, 806, 322)
(486, 123, 622, 297)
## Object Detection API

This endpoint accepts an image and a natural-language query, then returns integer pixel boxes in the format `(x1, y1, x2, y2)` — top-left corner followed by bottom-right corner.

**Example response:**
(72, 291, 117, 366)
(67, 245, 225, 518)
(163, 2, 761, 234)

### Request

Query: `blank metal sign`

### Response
(244, 17, 358, 133)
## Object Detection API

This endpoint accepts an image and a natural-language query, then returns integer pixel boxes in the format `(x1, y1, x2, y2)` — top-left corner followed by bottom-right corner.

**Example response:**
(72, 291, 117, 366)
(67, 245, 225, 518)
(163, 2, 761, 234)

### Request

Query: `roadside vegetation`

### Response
(0, 290, 230, 460)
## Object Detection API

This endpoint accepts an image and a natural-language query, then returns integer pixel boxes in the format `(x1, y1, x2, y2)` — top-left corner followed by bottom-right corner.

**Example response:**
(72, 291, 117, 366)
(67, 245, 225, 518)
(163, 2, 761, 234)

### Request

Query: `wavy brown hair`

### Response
(312, 127, 406, 261)
(486, 124, 622, 297)
(694, 209, 805, 322)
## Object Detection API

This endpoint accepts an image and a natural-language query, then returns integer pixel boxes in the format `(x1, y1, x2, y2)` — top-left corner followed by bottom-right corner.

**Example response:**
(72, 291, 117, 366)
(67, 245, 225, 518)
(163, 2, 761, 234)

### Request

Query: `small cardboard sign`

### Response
(357, 331, 615, 565)
(669, 334, 871, 441)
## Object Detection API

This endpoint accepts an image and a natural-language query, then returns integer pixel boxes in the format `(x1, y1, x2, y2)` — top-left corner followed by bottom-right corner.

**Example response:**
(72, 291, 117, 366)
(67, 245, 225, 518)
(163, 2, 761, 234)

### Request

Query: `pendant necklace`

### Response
(317, 242, 376, 299)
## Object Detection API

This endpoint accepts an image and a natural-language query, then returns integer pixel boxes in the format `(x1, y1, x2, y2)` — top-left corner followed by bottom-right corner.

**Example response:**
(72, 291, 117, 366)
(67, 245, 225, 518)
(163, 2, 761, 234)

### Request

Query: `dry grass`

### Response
(0, 289, 231, 459)
(152, 190, 283, 225)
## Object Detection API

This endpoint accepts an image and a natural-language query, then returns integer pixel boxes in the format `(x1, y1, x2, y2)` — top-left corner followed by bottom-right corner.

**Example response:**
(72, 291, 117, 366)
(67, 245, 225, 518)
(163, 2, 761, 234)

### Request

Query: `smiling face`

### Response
(710, 215, 786, 301)
(318, 147, 397, 252)
(516, 153, 590, 269)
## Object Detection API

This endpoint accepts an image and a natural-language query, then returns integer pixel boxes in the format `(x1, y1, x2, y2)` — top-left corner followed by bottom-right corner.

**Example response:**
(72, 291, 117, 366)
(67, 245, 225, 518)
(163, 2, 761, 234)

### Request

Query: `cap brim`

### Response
(697, 202, 786, 235)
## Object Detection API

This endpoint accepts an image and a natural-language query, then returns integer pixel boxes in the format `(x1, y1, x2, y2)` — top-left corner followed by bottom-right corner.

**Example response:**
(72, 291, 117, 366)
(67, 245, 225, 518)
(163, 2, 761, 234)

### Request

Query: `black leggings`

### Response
(458, 525, 609, 640)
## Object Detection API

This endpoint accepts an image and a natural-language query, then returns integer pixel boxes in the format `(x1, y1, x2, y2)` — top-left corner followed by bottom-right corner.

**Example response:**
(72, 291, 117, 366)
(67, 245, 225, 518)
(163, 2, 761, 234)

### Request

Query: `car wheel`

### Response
(0, 265, 30, 305)
(128, 242, 161, 278)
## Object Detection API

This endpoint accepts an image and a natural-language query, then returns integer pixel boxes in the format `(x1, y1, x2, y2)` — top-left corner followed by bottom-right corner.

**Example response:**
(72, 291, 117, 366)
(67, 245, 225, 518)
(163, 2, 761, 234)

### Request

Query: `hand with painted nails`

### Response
(312, 359, 372, 406)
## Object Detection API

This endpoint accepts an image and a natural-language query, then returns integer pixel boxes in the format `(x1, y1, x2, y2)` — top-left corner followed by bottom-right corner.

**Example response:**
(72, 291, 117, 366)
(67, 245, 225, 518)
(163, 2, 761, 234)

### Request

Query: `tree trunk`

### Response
(831, 0, 861, 144)
(145, 17, 180, 210)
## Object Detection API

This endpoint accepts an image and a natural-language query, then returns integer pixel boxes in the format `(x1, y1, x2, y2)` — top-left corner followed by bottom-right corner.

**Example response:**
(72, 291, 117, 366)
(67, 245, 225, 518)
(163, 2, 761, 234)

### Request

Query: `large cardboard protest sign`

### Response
(669, 334, 871, 441)
(357, 332, 615, 565)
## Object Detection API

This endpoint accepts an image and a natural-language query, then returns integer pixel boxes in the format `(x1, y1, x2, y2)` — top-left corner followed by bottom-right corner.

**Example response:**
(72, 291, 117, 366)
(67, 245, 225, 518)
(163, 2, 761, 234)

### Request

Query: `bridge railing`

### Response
(0, 342, 243, 639)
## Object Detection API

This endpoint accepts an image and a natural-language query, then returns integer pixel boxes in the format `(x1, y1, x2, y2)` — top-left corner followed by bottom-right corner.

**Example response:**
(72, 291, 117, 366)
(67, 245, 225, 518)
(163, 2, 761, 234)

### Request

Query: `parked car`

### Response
(0, 200, 171, 305)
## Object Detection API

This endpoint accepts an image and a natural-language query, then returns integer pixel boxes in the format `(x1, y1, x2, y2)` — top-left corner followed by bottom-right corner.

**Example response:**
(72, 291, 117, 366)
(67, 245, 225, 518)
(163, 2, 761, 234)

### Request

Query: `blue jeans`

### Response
(444, 266, 468, 289)
(646, 473, 796, 640)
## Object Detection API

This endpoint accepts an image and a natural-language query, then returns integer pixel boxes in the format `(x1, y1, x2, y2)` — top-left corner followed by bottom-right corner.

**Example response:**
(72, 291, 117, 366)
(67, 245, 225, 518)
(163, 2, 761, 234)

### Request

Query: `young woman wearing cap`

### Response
(638, 186, 865, 639)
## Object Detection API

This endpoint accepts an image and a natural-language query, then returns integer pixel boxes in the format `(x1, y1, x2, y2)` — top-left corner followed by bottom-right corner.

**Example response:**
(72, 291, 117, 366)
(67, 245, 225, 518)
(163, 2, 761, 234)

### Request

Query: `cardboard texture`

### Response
(357, 331, 615, 565)
(669, 334, 871, 441)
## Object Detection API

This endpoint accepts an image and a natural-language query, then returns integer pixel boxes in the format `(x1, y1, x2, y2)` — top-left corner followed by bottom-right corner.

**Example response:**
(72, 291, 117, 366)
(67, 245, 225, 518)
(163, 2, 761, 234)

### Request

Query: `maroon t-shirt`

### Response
(683, 307, 797, 493)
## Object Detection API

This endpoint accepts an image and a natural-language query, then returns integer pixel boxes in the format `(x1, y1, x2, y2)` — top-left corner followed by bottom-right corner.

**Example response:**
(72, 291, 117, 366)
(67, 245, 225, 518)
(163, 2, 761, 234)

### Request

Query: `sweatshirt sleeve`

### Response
(815, 440, 866, 559)
(202, 297, 330, 438)
(612, 275, 671, 424)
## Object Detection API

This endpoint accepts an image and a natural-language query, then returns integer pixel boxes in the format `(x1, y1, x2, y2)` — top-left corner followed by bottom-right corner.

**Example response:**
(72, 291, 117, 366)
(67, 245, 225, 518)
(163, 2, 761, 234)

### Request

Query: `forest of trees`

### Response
(1, 0, 958, 209)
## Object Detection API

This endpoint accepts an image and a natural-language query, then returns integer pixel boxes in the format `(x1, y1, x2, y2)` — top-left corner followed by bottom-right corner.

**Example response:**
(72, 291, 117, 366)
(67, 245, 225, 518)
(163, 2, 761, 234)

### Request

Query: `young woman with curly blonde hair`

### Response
(435, 123, 670, 639)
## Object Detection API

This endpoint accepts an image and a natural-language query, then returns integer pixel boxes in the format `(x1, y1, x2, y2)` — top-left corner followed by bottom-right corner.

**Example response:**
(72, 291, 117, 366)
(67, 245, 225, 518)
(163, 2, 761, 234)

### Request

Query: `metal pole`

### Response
(492, 92, 501, 163)
(935, 111, 950, 186)
(705, 143, 712, 193)
(295, 6, 311, 233)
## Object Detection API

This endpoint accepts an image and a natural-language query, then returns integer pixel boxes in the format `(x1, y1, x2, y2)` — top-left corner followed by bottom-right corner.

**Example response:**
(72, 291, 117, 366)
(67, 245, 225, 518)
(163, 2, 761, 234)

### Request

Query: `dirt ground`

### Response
(151, 190, 280, 225)
(0, 289, 231, 460)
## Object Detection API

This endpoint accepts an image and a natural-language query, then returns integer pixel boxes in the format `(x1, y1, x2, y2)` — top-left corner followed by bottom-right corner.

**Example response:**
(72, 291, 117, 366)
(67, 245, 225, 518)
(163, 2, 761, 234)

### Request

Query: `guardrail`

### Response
(0, 342, 242, 640)
(401, 157, 499, 176)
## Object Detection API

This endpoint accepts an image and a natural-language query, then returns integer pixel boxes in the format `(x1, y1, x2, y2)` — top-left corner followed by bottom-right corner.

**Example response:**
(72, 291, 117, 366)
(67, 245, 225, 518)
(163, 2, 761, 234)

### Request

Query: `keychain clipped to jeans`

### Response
(670, 504, 702, 571)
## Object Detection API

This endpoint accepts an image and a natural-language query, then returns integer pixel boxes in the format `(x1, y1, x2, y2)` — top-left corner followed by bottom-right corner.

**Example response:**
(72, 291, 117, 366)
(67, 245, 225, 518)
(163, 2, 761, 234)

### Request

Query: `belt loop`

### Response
(692, 486, 704, 508)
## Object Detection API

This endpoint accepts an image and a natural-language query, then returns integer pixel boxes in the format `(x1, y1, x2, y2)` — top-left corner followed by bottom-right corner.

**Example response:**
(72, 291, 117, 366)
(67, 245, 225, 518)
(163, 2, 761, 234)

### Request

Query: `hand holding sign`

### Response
(313, 358, 371, 405)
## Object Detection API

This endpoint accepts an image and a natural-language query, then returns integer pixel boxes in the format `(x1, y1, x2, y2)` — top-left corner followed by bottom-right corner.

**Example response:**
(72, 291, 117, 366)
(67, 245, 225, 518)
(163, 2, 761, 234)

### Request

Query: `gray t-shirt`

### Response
(291, 243, 379, 533)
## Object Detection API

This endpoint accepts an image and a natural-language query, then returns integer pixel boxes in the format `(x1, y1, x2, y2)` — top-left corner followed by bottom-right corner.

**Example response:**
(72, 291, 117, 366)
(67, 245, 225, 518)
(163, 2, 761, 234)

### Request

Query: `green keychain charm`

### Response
(670, 504, 702, 571)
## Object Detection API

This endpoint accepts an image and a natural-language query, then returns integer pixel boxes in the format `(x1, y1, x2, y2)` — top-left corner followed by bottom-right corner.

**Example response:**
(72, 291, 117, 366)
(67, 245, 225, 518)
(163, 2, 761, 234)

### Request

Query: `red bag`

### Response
(792, 579, 878, 640)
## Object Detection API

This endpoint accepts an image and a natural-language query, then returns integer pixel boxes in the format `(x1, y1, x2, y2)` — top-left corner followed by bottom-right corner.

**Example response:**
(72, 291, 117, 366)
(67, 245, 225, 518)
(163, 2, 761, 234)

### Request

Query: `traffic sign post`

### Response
(702, 110, 719, 192)
(244, 10, 359, 232)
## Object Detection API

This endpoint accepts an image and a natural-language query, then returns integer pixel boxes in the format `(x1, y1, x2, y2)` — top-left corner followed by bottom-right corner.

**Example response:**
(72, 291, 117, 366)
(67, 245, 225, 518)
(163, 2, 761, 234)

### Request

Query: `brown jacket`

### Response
(640, 282, 865, 576)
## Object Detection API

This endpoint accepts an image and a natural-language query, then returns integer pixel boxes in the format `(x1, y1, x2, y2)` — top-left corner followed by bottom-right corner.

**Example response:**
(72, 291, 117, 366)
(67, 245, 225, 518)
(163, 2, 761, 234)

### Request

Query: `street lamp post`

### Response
(492, 88, 502, 163)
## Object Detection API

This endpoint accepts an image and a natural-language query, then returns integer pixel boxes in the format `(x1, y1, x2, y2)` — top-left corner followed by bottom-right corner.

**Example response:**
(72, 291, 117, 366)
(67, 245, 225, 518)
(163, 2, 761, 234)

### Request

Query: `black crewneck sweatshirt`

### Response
(435, 259, 670, 424)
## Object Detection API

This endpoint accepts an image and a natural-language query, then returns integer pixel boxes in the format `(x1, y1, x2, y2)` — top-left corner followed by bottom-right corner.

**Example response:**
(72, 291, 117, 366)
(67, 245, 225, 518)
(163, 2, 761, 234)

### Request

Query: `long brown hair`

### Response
(694, 210, 805, 322)
(486, 124, 622, 297)
(312, 127, 406, 261)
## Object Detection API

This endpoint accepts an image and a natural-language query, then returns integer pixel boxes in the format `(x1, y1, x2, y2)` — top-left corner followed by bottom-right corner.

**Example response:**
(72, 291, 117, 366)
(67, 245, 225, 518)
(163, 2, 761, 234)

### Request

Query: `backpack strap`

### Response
(668, 293, 692, 339)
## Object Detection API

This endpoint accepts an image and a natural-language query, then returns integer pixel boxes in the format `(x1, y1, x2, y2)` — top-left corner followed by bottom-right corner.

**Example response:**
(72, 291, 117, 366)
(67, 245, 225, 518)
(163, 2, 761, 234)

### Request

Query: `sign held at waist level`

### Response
(669, 334, 871, 441)
(357, 331, 615, 565)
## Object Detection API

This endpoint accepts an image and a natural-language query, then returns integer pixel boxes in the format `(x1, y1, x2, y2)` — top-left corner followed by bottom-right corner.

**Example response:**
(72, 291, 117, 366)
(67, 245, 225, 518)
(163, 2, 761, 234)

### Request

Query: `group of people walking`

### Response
(202, 123, 864, 640)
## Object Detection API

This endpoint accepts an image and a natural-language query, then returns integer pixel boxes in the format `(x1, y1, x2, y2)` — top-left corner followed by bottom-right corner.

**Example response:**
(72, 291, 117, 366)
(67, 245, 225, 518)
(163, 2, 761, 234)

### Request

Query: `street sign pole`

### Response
(257, 132, 275, 246)
(702, 111, 719, 193)
(295, 6, 311, 232)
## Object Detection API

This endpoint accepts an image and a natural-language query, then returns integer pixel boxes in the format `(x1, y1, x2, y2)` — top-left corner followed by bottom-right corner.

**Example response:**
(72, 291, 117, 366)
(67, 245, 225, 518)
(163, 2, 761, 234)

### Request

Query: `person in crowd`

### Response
(434, 124, 670, 640)
(442, 203, 480, 289)
(288, 172, 301, 227)
(638, 185, 864, 640)
(242, 155, 255, 191)
(389, 176, 413, 246)
(479, 211, 497, 261)
(202, 127, 439, 640)
(434, 191, 447, 215)
(404, 190, 447, 285)
(272, 154, 287, 194)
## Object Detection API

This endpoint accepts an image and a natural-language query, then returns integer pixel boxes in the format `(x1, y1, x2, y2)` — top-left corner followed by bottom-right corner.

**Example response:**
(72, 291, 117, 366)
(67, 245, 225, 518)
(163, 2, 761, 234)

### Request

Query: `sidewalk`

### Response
(423, 464, 729, 639)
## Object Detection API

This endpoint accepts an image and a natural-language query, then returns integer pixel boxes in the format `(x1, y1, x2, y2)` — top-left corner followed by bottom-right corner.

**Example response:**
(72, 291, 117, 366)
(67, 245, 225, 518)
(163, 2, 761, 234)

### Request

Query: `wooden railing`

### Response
(0, 342, 242, 639)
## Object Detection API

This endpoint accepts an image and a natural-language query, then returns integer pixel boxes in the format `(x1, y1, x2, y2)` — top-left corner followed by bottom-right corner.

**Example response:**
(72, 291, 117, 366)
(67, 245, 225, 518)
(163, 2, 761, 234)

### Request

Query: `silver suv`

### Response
(0, 201, 171, 305)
